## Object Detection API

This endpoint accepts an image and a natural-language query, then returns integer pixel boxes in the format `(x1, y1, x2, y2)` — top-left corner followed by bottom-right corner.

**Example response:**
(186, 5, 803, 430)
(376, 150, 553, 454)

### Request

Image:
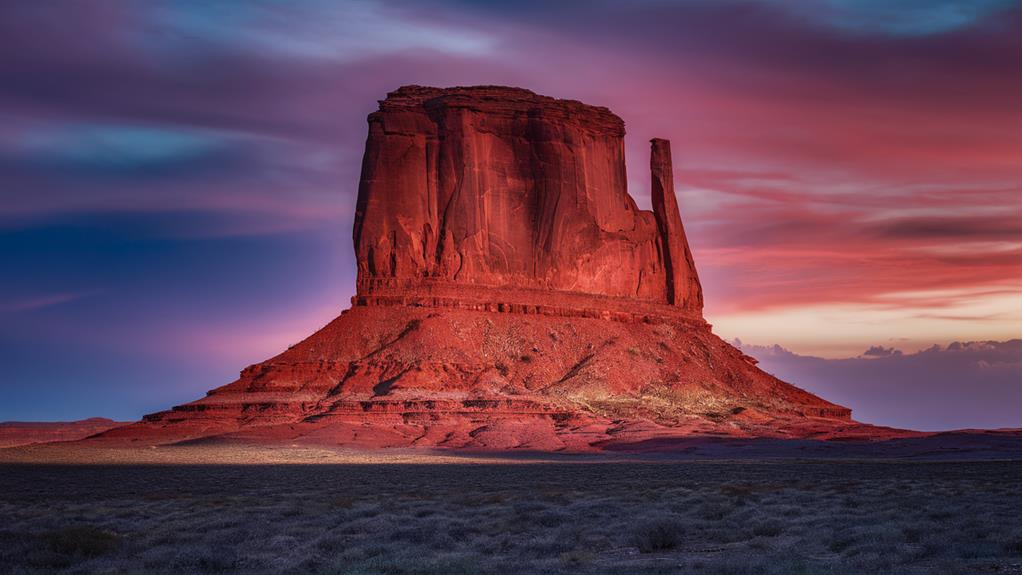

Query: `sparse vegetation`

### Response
(0, 461, 1020, 574)
(0, 526, 121, 571)
(1004, 534, 1022, 556)
(632, 516, 685, 552)
(576, 383, 748, 425)
(42, 526, 120, 558)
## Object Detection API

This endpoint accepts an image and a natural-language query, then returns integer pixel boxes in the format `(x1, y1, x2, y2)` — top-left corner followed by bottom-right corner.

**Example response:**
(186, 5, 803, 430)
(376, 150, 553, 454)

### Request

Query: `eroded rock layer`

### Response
(98, 86, 857, 451)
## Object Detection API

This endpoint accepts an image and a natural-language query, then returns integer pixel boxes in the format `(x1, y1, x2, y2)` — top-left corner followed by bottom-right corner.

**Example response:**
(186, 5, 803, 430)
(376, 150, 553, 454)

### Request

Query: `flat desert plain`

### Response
(1, 447, 1021, 574)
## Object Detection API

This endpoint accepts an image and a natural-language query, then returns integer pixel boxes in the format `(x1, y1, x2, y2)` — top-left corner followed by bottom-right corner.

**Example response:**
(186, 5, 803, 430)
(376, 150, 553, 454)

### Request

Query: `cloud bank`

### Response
(736, 339, 1022, 430)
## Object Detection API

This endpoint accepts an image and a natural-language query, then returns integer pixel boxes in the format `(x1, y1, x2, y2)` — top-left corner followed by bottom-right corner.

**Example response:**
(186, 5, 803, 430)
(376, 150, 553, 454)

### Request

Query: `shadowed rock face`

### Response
(353, 86, 702, 317)
(95, 86, 862, 451)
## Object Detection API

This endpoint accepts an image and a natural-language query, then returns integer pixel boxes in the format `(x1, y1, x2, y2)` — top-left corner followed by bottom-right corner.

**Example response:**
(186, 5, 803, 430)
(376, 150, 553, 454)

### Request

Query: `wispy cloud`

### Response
(150, 1, 495, 61)
(764, 0, 1018, 37)
(0, 291, 99, 314)
(3, 123, 247, 182)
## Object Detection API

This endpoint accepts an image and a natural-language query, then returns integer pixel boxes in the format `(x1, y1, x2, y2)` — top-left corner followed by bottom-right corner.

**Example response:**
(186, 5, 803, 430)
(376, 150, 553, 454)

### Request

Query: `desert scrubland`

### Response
(1, 459, 1020, 574)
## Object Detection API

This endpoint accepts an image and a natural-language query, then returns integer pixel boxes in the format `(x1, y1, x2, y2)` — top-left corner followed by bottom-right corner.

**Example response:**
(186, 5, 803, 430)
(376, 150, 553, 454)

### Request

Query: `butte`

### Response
(102, 86, 859, 451)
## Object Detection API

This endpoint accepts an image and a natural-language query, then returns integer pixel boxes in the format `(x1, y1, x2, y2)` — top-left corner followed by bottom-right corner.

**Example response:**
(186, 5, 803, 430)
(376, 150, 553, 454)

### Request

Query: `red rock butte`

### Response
(353, 85, 702, 320)
(101, 86, 859, 450)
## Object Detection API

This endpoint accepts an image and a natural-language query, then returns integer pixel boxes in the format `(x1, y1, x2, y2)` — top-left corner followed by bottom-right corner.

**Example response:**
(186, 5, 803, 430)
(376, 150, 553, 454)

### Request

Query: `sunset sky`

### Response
(1, 1, 1019, 427)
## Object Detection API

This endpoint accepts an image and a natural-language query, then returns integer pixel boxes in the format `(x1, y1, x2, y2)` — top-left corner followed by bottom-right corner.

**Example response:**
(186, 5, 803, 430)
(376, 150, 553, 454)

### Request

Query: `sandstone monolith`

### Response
(99, 86, 854, 450)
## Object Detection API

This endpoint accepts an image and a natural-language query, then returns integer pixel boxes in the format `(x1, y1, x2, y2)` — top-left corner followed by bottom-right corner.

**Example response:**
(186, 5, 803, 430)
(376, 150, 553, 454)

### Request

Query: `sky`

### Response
(0, 0, 1019, 427)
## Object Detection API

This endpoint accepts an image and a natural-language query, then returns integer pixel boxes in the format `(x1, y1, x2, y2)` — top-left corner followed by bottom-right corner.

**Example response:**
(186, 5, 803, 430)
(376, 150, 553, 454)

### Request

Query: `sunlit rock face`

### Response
(97, 86, 859, 451)
(353, 86, 703, 317)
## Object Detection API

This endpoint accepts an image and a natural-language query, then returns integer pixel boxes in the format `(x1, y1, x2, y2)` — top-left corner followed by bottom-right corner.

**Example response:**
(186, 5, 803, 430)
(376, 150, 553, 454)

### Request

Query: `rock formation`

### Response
(0, 418, 127, 448)
(650, 138, 702, 311)
(99, 86, 855, 450)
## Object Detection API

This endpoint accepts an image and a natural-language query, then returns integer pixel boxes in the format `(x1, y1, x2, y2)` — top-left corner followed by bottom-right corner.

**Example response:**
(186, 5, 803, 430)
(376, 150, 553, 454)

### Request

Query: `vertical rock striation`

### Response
(650, 138, 703, 313)
(353, 85, 702, 318)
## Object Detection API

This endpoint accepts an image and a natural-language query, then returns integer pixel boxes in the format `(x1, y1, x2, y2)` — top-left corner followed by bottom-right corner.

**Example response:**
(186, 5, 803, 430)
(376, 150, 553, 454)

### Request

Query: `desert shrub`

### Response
(559, 549, 596, 565)
(632, 516, 685, 553)
(698, 501, 733, 520)
(752, 521, 784, 537)
(533, 509, 571, 528)
(0, 530, 31, 562)
(494, 362, 510, 377)
(719, 484, 772, 498)
(171, 545, 240, 572)
(954, 539, 1003, 560)
(20, 526, 122, 570)
(519, 354, 533, 363)
(316, 532, 347, 553)
(777, 504, 803, 517)
(42, 525, 121, 558)
(704, 524, 756, 544)
(511, 500, 550, 514)
(828, 532, 858, 553)
(1005, 535, 1022, 556)
(330, 495, 358, 508)
(928, 509, 955, 521)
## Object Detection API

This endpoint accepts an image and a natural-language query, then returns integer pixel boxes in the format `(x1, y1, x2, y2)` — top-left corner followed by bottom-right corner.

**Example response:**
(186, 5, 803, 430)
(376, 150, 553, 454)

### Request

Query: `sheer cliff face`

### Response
(353, 85, 703, 316)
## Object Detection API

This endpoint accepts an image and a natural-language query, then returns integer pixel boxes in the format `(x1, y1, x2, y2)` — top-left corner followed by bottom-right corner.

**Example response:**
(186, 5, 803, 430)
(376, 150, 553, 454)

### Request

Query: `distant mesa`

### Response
(0, 418, 128, 448)
(94, 86, 865, 451)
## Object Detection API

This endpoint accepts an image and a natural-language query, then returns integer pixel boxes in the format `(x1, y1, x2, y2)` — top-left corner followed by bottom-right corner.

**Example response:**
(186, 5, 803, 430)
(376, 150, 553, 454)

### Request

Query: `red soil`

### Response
(0, 418, 128, 448)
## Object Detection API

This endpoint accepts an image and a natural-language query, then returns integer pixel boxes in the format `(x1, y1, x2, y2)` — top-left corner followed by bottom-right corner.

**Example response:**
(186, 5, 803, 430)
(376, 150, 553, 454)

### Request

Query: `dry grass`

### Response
(1, 461, 1020, 574)
(574, 383, 742, 425)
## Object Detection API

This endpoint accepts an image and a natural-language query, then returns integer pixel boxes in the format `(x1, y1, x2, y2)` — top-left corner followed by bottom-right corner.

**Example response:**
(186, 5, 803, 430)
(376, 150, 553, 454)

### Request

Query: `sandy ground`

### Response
(0, 443, 535, 465)
(3, 428, 1022, 465)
